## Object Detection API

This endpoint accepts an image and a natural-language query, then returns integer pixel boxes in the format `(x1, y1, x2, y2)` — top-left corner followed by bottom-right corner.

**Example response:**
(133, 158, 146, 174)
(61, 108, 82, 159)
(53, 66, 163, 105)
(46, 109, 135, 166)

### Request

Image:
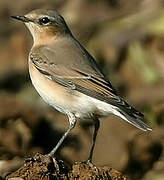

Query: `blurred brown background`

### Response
(0, 0, 164, 179)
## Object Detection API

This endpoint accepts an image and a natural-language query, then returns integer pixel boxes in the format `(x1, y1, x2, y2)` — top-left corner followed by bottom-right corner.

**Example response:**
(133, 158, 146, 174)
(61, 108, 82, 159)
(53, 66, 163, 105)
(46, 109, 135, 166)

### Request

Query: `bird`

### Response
(11, 9, 152, 162)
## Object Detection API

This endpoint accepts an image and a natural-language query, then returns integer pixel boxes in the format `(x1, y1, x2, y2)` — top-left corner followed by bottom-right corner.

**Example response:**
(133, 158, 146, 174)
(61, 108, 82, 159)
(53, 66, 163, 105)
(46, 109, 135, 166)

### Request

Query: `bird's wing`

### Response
(30, 47, 144, 120)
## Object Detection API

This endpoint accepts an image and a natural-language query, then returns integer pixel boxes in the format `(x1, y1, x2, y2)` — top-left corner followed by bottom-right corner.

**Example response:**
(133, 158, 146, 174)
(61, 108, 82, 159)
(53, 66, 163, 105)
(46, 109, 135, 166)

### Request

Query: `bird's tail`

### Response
(109, 96, 152, 131)
(116, 108, 152, 131)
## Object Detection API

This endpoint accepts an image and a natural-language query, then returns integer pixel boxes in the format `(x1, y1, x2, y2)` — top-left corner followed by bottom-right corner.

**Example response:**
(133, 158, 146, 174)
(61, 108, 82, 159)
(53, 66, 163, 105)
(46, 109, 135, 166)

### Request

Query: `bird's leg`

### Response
(87, 116, 100, 162)
(48, 113, 76, 157)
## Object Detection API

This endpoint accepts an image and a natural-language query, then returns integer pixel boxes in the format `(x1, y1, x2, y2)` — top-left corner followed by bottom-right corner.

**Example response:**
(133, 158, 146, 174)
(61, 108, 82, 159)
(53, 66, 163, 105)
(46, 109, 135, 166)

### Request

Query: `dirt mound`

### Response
(6, 153, 128, 180)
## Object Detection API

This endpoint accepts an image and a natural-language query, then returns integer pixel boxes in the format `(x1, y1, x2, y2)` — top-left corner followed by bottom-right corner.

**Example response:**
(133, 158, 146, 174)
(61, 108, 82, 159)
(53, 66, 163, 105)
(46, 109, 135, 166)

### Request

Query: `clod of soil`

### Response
(6, 153, 129, 180)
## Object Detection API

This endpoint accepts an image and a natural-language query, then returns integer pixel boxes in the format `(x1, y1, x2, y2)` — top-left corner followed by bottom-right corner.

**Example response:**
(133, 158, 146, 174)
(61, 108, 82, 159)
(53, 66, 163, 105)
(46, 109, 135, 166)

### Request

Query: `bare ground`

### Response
(6, 153, 128, 180)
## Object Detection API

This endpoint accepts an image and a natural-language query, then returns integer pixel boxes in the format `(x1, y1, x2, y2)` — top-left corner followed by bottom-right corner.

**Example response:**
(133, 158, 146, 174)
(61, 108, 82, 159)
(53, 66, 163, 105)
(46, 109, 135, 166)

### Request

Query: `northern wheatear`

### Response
(12, 9, 152, 161)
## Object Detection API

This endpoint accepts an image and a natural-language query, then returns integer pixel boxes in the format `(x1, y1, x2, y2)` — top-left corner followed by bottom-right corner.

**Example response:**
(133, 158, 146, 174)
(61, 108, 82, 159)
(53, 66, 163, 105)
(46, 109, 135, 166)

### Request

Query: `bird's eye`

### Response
(39, 17, 51, 25)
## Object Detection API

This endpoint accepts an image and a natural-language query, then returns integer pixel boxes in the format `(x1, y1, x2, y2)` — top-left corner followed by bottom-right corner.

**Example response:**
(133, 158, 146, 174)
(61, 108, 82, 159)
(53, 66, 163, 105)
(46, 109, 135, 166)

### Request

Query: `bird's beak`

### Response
(11, 15, 32, 23)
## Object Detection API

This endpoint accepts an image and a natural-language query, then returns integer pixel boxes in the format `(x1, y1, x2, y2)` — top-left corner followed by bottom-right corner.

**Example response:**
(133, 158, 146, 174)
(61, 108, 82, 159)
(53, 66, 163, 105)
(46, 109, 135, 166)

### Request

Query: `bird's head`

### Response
(12, 9, 71, 45)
